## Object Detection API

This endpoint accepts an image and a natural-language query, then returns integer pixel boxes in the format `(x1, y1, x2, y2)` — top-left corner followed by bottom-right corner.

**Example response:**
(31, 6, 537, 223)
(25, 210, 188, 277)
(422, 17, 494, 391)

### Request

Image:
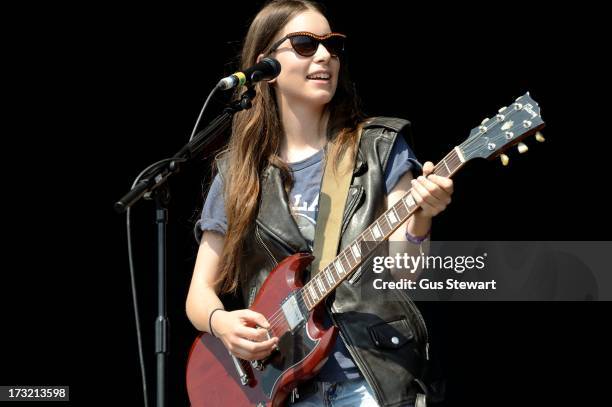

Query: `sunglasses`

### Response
(268, 31, 346, 57)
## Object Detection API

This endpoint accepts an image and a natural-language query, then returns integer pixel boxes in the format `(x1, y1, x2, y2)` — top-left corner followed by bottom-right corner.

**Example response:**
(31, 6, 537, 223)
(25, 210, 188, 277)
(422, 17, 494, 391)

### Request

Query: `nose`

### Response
(312, 42, 332, 63)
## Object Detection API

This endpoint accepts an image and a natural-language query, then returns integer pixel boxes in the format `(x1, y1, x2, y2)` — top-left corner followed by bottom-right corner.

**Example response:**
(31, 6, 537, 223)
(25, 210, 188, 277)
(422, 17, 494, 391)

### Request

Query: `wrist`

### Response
(405, 228, 430, 244)
(208, 307, 225, 337)
(407, 212, 431, 241)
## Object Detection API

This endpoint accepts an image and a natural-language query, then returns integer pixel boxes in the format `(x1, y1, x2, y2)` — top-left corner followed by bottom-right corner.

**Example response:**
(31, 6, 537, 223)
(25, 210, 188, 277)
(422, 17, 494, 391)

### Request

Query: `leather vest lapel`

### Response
(257, 164, 310, 254)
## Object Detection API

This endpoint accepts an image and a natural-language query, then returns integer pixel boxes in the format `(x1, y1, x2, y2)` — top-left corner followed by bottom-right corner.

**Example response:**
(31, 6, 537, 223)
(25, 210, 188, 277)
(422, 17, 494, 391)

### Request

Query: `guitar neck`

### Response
(301, 147, 466, 310)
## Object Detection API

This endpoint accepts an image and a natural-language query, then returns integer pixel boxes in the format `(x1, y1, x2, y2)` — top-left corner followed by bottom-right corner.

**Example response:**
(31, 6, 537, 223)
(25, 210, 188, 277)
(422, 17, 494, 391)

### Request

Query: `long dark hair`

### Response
(215, 0, 365, 295)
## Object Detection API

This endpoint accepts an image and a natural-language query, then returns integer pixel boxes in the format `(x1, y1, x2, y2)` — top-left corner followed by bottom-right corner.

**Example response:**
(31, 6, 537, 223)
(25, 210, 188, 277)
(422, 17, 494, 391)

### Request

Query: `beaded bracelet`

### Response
(208, 307, 225, 337)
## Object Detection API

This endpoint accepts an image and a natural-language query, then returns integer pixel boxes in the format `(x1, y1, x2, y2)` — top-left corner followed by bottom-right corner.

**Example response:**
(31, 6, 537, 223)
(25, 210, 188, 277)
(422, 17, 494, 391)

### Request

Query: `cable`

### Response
(189, 84, 221, 142)
(126, 206, 149, 407)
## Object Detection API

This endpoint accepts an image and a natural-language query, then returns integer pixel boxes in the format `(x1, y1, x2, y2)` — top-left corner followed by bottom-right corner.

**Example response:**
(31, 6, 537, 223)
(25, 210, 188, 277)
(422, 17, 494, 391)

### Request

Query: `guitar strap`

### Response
(310, 125, 363, 276)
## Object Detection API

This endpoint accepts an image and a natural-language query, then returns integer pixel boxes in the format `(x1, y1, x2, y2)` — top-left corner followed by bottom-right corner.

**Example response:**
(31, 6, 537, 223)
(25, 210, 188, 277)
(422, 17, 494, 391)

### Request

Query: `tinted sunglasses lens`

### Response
(290, 35, 318, 56)
(324, 36, 345, 56)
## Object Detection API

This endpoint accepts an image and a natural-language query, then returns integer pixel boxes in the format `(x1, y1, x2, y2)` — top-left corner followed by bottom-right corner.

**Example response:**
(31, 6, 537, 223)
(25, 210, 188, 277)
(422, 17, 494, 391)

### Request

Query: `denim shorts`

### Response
(289, 376, 415, 407)
(289, 377, 378, 407)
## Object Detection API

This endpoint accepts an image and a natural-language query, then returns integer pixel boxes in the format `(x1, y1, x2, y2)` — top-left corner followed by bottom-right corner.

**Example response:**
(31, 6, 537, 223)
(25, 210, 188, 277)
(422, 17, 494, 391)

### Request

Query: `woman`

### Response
(186, 1, 453, 405)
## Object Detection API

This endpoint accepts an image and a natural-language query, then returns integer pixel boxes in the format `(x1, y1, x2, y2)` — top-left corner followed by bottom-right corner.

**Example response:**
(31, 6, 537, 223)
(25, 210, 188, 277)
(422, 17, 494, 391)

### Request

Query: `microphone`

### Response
(216, 57, 281, 90)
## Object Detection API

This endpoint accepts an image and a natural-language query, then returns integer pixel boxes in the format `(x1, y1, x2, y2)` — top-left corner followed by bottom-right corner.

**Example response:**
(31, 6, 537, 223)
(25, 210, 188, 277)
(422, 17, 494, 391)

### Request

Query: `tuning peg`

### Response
(500, 154, 510, 166)
(517, 142, 528, 154)
(535, 131, 545, 142)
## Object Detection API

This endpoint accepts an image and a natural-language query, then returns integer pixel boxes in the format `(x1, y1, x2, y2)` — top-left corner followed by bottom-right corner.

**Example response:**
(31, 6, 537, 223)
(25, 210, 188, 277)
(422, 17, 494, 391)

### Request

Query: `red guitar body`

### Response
(186, 252, 338, 406)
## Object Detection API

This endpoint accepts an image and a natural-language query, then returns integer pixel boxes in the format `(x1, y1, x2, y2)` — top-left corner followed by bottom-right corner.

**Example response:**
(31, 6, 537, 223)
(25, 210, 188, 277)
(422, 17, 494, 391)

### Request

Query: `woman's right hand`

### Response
(210, 309, 279, 361)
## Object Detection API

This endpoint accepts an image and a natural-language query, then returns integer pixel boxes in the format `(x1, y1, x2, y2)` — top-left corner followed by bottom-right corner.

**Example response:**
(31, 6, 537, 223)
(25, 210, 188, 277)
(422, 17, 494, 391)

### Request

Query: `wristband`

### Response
(208, 307, 225, 337)
(405, 229, 430, 244)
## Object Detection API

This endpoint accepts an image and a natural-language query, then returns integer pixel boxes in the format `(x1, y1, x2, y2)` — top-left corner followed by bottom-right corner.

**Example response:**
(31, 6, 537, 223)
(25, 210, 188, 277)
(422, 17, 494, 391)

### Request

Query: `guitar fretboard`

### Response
(300, 147, 465, 310)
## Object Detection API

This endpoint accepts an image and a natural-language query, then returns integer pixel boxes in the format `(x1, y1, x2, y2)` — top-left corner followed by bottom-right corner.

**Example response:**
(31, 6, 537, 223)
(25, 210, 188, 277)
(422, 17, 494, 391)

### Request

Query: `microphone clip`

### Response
(224, 84, 257, 114)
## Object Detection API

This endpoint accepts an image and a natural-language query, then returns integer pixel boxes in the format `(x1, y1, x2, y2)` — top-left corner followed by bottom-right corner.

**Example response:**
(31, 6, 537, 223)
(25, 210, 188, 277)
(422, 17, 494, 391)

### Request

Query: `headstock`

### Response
(459, 92, 545, 165)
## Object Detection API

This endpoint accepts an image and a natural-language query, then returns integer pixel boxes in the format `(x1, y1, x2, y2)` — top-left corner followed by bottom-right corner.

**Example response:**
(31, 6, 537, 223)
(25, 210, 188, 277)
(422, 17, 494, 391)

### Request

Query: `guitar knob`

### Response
(251, 359, 264, 371)
(500, 154, 510, 166)
(535, 131, 545, 142)
(517, 142, 528, 154)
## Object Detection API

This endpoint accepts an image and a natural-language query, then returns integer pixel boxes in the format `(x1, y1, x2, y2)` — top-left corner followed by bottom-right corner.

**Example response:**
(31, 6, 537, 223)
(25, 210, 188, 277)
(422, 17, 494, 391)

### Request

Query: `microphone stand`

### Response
(114, 85, 256, 407)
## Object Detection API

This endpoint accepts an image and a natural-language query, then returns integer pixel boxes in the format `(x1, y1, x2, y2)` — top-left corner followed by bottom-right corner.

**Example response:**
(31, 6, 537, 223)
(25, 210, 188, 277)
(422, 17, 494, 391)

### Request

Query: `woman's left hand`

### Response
(410, 161, 454, 218)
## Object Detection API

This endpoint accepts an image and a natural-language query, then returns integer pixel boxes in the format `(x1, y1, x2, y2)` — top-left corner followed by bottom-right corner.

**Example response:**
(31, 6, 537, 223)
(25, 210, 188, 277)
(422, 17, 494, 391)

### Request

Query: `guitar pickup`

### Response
(281, 293, 306, 331)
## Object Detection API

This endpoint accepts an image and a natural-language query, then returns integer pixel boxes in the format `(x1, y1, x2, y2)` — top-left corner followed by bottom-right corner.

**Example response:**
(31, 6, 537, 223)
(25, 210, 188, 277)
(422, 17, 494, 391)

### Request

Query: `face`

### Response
(265, 10, 341, 108)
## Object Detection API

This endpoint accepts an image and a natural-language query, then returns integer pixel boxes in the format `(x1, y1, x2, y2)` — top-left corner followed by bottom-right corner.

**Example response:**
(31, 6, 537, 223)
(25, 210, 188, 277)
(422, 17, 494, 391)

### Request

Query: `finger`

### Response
(236, 325, 270, 342)
(229, 346, 262, 361)
(422, 161, 435, 177)
(252, 346, 277, 361)
(416, 175, 448, 202)
(236, 336, 278, 355)
(411, 178, 443, 207)
(229, 341, 274, 362)
(241, 309, 271, 329)
(427, 174, 454, 194)
(223, 338, 250, 360)
(411, 187, 439, 216)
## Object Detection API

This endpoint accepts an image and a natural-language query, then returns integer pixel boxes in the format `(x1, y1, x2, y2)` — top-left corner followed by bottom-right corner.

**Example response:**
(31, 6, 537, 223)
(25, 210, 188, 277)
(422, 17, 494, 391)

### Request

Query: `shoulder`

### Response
(358, 116, 413, 167)
(362, 116, 411, 134)
(213, 150, 230, 182)
(359, 116, 412, 150)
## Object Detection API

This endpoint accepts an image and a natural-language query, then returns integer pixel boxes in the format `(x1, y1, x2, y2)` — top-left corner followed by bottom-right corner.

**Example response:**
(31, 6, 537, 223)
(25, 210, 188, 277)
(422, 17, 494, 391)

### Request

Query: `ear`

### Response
(257, 53, 277, 85)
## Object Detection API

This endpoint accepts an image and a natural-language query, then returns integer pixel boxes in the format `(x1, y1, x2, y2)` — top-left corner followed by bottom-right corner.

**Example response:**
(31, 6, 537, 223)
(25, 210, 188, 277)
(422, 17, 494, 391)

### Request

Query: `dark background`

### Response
(2, 1, 610, 405)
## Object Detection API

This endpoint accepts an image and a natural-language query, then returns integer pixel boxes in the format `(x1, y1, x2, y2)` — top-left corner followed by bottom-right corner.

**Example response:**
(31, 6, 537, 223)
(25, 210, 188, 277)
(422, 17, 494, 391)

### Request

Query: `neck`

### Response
(277, 97, 329, 163)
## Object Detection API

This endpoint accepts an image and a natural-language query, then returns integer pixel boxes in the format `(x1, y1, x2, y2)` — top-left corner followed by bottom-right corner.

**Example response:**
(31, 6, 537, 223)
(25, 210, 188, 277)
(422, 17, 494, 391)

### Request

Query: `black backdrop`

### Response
(3, 1, 611, 406)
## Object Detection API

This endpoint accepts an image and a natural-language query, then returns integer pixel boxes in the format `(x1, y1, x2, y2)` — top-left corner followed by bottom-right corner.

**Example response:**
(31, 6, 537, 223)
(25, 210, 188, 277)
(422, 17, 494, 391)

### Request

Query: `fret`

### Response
(444, 151, 460, 174)
(302, 289, 312, 309)
(387, 209, 398, 224)
(404, 194, 416, 209)
(391, 206, 401, 224)
(308, 284, 318, 302)
(330, 262, 341, 281)
(351, 243, 361, 260)
(361, 238, 377, 252)
(339, 252, 350, 271)
(395, 199, 408, 218)
(345, 246, 357, 266)
(324, 268, 335, 286)
(379, 215, 392, 235)
(371, 222, 382, 239)
(440, 158, 450, 177)
(315, 276, 326, 293)
(334, 258, 345, 275)
(344, 251, 354, 271)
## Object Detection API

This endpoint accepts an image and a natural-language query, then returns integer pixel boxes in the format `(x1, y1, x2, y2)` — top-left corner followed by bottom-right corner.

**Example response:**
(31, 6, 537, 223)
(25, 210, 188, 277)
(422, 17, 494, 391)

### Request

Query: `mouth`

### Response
(306, 72, 331, 81)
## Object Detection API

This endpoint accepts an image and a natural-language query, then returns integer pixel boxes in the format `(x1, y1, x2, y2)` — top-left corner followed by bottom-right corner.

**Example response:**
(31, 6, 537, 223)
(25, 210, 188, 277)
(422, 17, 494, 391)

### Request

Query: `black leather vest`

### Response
(216, 117, 429, 406)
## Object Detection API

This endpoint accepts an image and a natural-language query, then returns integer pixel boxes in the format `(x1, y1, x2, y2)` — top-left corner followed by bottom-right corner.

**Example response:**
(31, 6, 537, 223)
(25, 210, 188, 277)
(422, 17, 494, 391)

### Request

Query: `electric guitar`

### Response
(186, 92, 545, 406)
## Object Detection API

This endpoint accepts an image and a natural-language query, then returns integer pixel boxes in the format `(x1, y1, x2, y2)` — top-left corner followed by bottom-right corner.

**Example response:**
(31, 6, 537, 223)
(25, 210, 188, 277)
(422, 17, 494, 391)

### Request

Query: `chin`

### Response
(305, 91, 335, 105)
